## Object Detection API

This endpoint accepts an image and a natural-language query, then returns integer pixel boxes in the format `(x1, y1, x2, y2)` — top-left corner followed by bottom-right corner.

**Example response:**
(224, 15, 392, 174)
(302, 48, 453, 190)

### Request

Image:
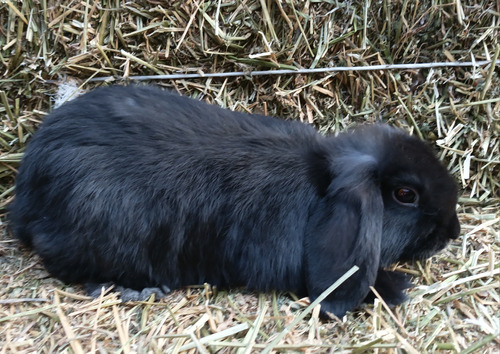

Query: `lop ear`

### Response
(305, 154, 384, 317)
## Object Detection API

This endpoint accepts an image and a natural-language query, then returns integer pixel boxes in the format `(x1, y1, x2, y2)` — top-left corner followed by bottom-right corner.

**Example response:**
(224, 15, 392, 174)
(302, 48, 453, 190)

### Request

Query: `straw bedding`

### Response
(0, 1, 498, 352)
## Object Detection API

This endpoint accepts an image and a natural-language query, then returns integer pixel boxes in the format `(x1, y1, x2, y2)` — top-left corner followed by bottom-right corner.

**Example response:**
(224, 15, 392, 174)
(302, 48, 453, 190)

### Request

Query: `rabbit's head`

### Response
(375, 127, 461, 266)
(305, 125, 460, 316)
(331, 125, 460, 265)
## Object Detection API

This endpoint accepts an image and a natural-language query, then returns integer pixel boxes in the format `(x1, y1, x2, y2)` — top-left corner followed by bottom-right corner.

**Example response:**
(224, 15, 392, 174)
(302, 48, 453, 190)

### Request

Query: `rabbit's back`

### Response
(10, 85, 320, 294)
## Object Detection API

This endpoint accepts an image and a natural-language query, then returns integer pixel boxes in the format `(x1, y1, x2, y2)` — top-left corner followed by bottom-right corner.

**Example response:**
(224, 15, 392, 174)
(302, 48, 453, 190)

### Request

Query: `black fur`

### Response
(9, 85, 460, 317)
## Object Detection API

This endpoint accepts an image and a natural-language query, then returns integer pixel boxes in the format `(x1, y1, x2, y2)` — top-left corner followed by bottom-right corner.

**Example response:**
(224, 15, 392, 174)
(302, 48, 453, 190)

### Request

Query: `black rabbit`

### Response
(9, 85, 460, 317)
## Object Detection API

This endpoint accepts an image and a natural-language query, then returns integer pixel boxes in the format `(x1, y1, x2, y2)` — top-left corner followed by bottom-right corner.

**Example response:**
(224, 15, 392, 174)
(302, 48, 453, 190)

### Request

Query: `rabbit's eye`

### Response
(393, 187, 419, 206)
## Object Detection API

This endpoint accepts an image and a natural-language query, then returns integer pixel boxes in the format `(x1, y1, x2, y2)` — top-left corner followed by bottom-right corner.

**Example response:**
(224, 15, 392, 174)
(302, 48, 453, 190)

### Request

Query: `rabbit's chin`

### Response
(380, 214, 459, 267)
(395, 237, 452, 266)
(379, 239, 449, 268)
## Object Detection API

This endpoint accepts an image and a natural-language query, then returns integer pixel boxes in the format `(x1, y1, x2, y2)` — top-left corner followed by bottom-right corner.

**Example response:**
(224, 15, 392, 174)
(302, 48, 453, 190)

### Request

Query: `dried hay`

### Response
(1, 0, 499, 352)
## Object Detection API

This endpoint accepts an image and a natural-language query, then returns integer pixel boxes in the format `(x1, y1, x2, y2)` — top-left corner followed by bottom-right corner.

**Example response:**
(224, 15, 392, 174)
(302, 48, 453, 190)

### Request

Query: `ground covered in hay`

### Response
(1, 1, 499, 352)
